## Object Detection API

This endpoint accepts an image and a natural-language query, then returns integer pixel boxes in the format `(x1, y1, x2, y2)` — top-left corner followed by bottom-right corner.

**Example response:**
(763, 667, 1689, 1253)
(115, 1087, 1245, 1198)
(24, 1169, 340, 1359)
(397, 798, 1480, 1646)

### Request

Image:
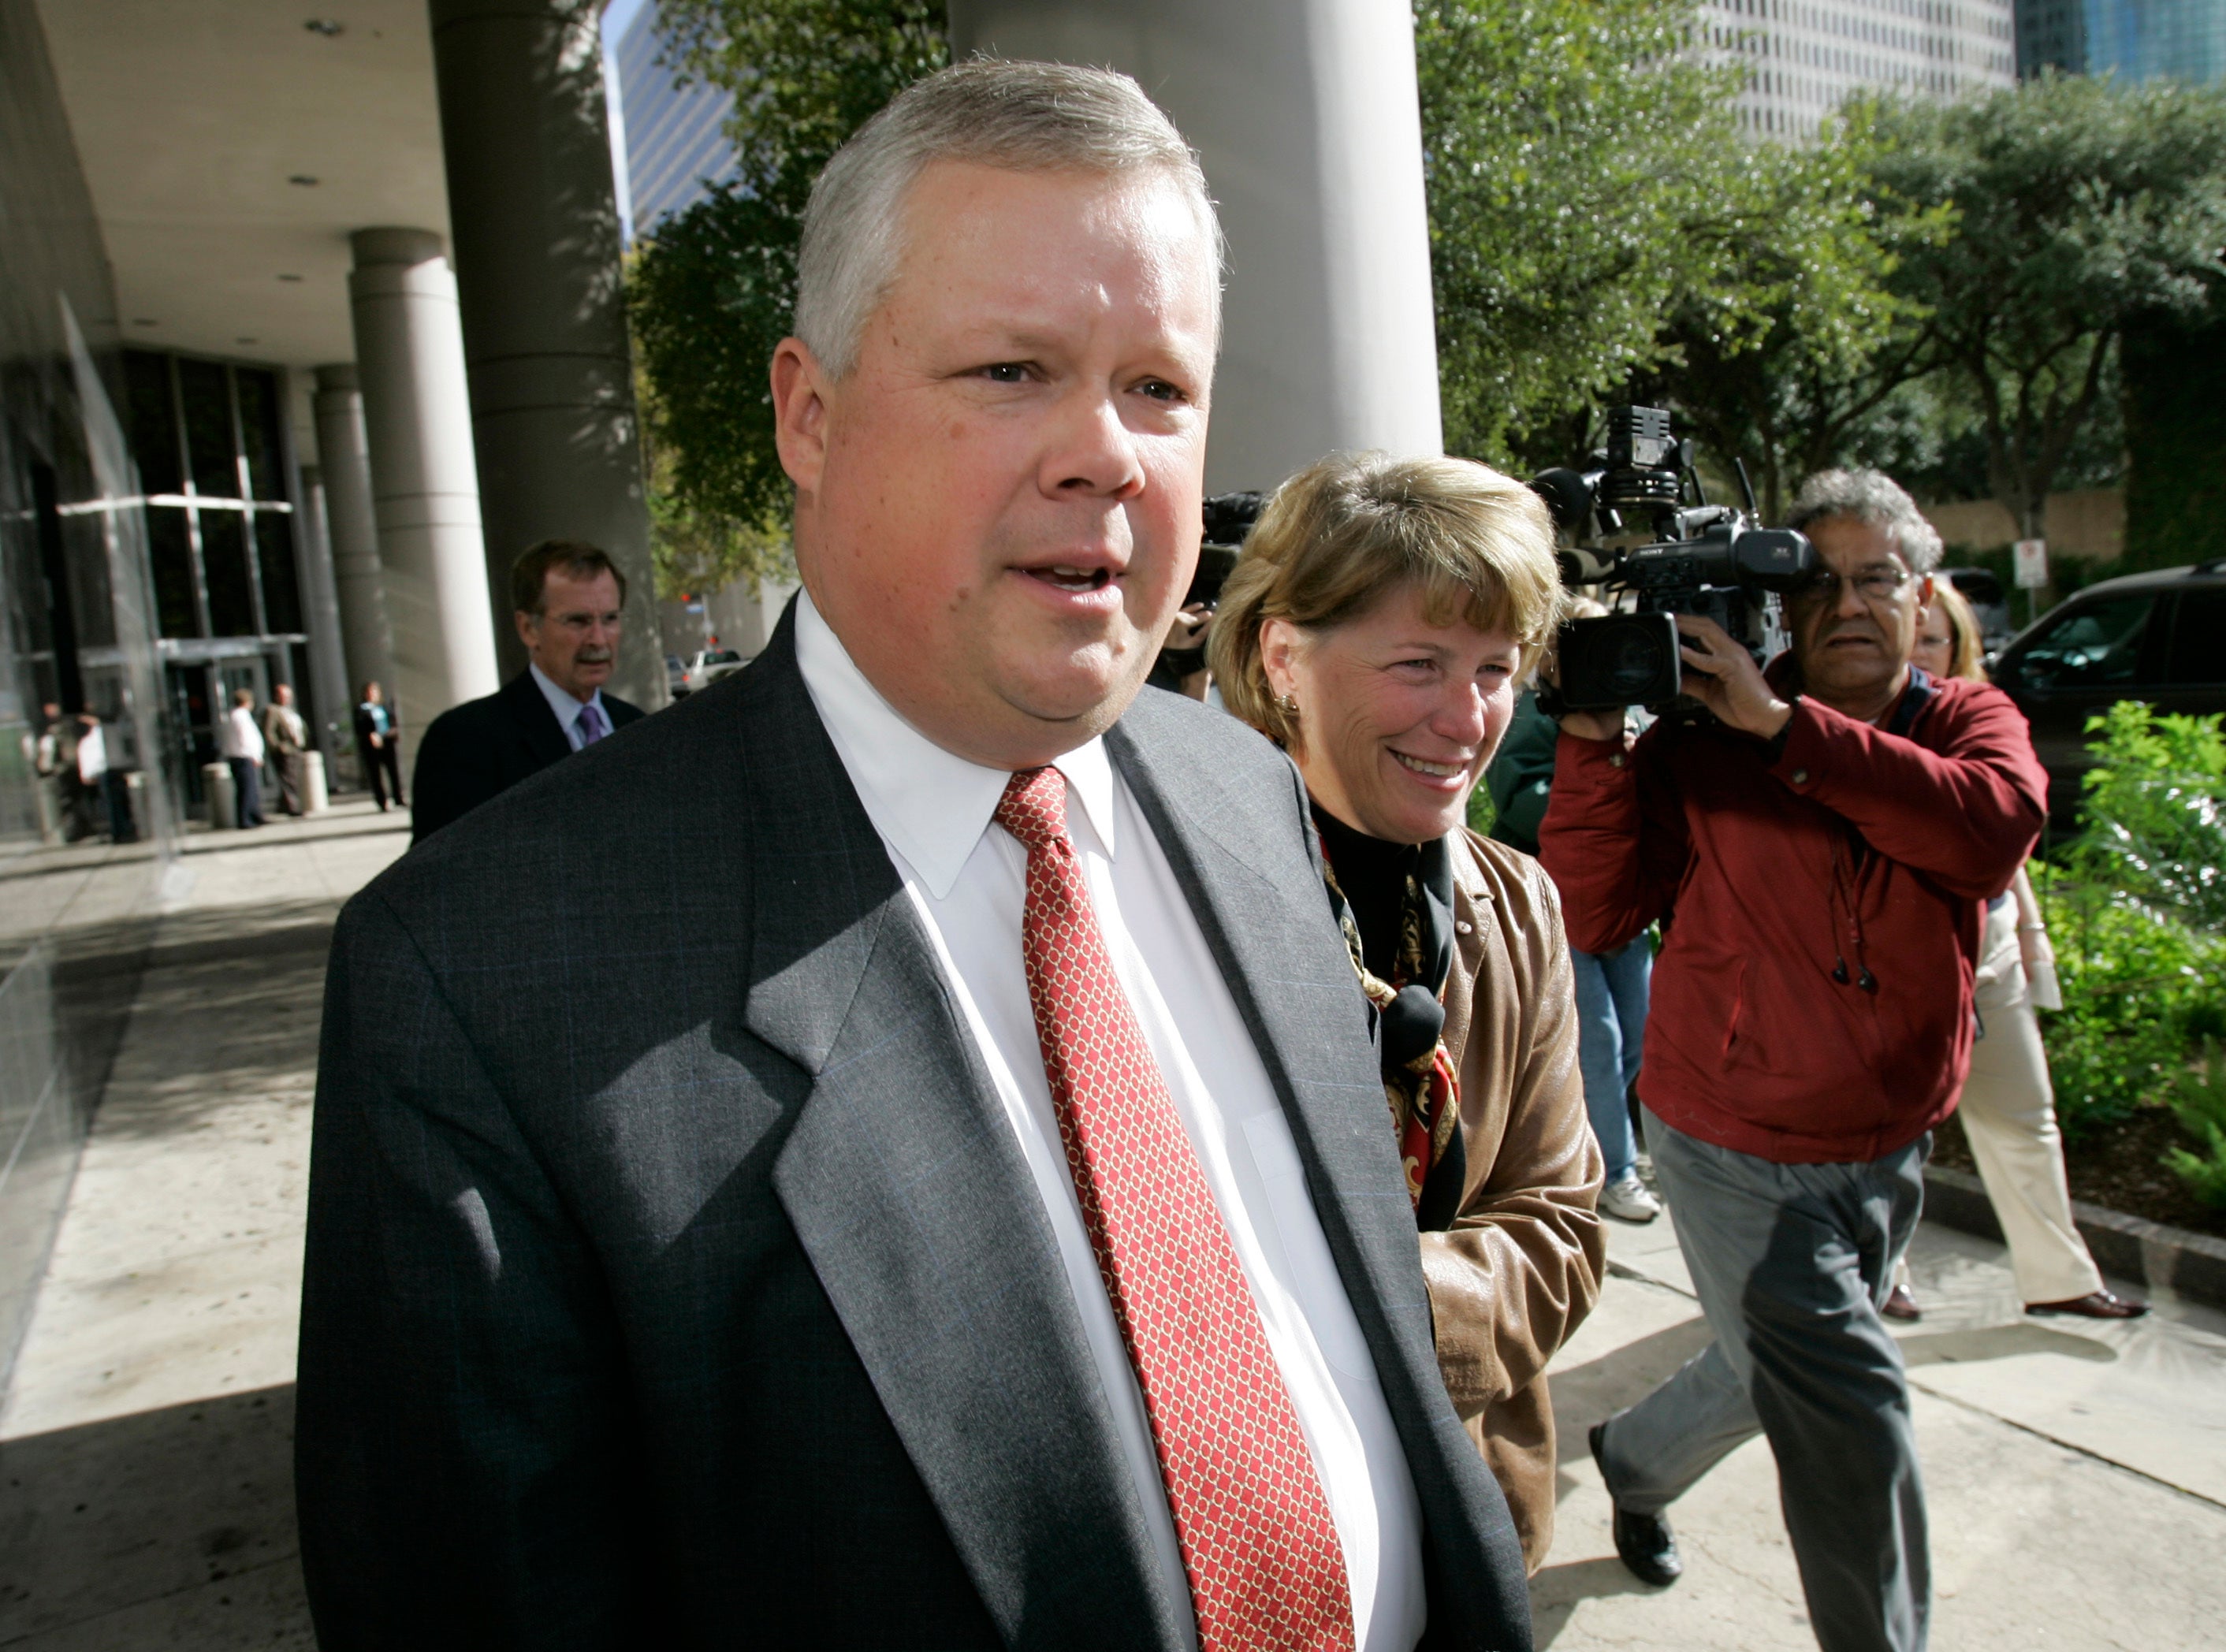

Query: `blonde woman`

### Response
(1211, 450, 1605, 1570)
(1888, 581, 2146, 1320)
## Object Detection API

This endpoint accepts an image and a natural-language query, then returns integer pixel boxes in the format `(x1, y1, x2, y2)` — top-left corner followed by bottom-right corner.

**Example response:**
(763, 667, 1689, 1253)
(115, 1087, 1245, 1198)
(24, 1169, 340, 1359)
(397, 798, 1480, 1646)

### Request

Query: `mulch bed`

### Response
(1930, 1104, 2226, 1241)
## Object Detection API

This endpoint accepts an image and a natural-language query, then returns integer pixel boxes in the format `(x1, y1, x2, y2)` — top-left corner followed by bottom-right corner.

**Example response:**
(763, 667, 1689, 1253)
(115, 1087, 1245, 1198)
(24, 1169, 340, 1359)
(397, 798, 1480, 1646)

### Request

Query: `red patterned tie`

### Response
(995, 766, 1356, 1652)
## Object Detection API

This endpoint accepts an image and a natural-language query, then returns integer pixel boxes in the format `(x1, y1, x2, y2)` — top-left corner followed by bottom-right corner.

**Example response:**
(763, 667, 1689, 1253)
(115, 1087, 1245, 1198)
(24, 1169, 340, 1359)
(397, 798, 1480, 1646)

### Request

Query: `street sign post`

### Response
(2014, 538, 2049, 624)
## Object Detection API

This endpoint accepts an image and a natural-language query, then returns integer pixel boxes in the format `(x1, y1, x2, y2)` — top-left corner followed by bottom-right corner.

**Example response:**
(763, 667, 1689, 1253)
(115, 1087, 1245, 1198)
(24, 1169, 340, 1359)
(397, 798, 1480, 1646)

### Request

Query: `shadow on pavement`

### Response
(1897, 1321, 2117, 1367)
(0, 1382, 307, 1646)
(1530, 1554, 1666, 1645)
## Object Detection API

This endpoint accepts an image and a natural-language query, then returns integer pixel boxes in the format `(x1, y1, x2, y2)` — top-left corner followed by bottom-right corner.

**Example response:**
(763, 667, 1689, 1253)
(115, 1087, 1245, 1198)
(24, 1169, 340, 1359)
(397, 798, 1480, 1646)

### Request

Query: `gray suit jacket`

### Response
(296, 608, 1532, 1650)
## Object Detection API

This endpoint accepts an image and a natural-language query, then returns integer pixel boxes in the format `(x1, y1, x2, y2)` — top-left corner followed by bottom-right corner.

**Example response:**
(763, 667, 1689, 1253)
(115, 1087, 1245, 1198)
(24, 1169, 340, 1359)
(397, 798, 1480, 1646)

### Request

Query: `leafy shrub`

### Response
(2034, 705, 2226, 1138)
(2164, 1039, 2226, 1209)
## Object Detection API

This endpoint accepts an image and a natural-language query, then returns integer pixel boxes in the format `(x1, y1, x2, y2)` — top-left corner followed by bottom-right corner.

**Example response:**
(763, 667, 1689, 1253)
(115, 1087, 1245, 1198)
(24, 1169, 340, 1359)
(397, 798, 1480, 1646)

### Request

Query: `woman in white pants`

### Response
(1885, 583, 2146, 1321)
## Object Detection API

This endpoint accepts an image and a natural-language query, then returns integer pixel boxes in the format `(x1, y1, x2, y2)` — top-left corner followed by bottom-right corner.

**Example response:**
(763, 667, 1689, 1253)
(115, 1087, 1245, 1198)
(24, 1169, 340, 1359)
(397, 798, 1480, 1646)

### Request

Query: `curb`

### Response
(1923, 1163, 2226, 1312)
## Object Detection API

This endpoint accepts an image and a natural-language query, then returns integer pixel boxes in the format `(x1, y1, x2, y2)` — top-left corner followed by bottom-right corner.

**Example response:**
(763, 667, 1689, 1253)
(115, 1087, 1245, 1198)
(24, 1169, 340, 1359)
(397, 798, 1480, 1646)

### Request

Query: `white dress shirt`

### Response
(217, 705, 264, 764)
(794, 592, 1425, 1652)
(530, 663, 609, 750)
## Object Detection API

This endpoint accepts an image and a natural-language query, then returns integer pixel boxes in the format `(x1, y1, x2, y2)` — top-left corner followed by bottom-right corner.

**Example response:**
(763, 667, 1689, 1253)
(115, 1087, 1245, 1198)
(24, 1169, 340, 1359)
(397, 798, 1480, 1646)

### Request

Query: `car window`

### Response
(705, 649, 742, 665)
(2164, 589, 2226, 686)
(2001, 593, 2157, 691)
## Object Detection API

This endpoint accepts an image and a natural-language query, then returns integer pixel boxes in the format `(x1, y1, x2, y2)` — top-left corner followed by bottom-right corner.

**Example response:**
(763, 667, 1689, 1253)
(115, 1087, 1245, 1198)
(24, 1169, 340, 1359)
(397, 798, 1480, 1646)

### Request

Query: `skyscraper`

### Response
(2017, 0, 2226, 84)
(1703, 0, 2019, 139)
(605, 0, 743, 244)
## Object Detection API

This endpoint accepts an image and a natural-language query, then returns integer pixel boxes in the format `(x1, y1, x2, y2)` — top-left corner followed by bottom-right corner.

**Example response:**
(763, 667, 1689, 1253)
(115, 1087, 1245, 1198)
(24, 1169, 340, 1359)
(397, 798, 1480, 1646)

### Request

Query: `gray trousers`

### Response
(1598, 1109, 1930, 1652)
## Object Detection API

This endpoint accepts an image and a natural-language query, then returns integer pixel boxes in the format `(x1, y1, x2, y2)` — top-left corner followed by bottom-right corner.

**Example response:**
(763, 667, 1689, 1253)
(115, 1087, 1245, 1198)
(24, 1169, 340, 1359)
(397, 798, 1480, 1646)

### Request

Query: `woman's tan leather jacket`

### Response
(1420, 829, 1606, 1572)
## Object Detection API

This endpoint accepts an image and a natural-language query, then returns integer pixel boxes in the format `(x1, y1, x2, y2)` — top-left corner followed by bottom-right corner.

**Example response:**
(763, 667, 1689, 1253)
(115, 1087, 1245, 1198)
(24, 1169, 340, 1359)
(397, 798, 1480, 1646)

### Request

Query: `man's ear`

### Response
(1918, 573, 1936, 608)
(514, 609, 538, 649)
(771, 337, 833, 500)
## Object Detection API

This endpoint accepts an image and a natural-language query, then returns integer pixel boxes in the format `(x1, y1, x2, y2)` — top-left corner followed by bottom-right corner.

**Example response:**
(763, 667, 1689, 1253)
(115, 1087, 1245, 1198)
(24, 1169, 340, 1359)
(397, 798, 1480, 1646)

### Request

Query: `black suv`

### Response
(1989, 559, 2226, 829)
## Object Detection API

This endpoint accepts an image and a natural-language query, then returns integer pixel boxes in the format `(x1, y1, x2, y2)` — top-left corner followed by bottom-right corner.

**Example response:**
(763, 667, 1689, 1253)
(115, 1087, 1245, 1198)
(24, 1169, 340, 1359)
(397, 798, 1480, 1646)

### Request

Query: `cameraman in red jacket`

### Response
(1540, 470, 2046, 1652)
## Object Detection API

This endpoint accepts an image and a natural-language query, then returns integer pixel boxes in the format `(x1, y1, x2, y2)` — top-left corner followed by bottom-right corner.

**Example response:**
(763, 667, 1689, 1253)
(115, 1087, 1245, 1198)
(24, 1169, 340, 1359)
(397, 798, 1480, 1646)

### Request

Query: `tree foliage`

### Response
(627, 1, 947, 567)
(1415, 0, 1909, 480)
(1867, 73, 2226, 537)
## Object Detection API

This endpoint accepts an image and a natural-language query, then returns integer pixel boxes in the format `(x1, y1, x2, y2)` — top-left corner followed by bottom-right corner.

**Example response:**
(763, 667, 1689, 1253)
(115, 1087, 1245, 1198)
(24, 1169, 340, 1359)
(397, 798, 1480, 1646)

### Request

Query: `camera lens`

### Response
(1603, 626, 1670, 701)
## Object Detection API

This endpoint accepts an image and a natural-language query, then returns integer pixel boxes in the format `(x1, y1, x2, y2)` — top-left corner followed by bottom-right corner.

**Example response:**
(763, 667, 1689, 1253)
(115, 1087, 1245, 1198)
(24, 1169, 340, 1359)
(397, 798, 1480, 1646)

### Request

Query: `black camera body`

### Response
(1531, 407, 1815, 713)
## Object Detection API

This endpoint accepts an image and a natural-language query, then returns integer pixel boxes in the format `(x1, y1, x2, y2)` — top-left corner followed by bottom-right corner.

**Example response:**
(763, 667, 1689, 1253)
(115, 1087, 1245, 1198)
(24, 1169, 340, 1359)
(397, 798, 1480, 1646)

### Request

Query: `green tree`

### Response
(1869, 73, 2226, 541)
(627, 2, 947, 548)
(1653, 103, 1951, 520)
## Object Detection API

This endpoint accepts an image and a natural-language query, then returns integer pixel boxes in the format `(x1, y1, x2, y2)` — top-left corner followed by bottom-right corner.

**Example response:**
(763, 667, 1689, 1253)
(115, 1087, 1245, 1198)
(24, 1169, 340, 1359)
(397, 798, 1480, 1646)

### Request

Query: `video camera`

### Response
(1529, 407, 1816, 713)
(1150, 492, 1263, 688)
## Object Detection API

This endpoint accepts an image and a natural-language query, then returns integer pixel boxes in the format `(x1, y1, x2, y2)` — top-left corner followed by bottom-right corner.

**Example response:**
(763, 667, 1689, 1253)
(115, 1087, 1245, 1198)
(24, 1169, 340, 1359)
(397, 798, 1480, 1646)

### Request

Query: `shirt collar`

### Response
(529, 661, 604, 735)
(792, 587, 1118, 899)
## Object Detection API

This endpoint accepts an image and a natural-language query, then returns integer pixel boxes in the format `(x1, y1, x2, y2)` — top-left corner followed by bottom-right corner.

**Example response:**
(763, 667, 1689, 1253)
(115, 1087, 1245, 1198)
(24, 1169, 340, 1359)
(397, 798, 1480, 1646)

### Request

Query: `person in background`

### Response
(1212, 448, 1605, 1573)
(217, 687, 267, 829)
(1485, 601, 1662, 1226)
(1883, 581, 2145, 1323)
(1545, 468, 2047, 1650)
(408, 540, 646, 843)
(263, 683, 309, 816)
(354, 683, 403, 813)
(33, 701, 72, 843)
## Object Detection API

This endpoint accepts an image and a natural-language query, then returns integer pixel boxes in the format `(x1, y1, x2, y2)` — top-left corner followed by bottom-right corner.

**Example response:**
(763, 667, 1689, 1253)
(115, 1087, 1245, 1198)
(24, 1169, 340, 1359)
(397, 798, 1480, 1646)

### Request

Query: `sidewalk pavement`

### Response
(2, 798, 2223, 1648)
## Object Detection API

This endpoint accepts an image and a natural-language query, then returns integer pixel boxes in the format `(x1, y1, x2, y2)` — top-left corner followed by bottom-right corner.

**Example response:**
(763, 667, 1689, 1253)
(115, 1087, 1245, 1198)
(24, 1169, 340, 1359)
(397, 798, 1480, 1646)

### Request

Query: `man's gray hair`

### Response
(793, 58, 1220, 378)
(1787, 468, 1944, 573)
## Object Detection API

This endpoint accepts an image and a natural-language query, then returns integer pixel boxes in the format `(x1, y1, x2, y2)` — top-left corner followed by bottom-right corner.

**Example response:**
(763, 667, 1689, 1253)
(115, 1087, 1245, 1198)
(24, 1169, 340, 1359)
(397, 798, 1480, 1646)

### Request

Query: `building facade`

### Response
(2017, 0, 2226, 83)
(606, 0, 742, 242)
(1703, 0, 2019, 138)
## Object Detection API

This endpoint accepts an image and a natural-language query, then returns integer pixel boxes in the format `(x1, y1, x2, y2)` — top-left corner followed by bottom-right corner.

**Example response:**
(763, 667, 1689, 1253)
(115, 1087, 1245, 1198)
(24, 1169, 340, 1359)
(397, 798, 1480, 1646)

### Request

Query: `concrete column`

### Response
(292, 462, 356, 768)
(946, 0, 1443, 494)
(427, 0, 664, 710)
(346, 230, 501, 769)
(311, 365, 400, 725)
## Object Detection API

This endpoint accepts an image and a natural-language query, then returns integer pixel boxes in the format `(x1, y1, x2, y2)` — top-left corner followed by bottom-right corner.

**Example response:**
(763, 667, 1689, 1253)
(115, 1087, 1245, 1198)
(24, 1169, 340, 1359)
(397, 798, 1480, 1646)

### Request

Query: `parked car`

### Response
(677, 648, 747, 697)
(1988, 558, 2226, 831)
(1941, 567, 2012, 657)
(666, 653, 687, 700)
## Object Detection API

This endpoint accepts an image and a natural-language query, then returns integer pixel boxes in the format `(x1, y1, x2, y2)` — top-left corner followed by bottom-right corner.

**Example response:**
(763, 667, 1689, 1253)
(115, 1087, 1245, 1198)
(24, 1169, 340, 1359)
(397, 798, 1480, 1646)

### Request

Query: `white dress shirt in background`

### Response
(795, 591, 1426, 1652)
(217, 705, 264, 765)
(75, 722, 106, 785)
(530, 662, 609, 751)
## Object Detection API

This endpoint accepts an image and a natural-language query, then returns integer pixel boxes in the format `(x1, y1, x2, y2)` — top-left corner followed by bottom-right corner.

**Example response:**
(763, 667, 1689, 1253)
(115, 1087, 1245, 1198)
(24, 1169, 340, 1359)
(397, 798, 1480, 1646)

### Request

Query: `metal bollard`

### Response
(203, 761, 237, 830)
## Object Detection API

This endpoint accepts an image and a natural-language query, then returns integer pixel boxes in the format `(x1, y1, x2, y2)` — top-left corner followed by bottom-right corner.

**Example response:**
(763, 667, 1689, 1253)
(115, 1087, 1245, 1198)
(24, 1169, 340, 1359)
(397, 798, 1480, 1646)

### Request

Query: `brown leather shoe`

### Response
(2026, 1289, 2150, 1319)
(1882, 1284, 1922, 1322)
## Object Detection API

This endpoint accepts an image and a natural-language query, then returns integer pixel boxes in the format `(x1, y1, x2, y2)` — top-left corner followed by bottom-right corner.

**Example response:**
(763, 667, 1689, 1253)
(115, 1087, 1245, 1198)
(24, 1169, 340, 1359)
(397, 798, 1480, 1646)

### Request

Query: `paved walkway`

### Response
(2, 800, 2222, 1648)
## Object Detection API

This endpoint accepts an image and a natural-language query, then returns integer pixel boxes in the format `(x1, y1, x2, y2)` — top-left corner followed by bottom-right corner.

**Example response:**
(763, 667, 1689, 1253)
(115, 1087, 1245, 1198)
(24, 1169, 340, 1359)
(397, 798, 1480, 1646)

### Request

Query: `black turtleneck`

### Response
(1310, 801, 1417, 984)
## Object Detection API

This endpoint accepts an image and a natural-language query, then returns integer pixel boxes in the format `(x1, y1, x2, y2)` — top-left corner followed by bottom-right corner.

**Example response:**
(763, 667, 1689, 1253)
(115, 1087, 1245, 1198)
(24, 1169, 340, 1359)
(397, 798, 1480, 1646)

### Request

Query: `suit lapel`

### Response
(740, 616, 1182, 1652)
(504, 670, 575, 769)
(1107, 705, 1532, 1640)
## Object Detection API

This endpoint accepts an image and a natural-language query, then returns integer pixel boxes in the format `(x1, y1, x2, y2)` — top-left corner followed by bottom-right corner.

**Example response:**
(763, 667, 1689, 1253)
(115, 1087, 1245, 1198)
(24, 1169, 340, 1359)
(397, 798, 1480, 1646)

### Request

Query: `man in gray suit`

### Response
(297, 61, 1532, 1651)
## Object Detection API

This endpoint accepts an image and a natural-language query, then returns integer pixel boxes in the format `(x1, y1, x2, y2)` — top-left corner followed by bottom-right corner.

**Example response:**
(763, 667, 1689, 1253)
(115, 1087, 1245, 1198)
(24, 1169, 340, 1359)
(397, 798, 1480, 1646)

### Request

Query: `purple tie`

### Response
(575, 701, 609, 746)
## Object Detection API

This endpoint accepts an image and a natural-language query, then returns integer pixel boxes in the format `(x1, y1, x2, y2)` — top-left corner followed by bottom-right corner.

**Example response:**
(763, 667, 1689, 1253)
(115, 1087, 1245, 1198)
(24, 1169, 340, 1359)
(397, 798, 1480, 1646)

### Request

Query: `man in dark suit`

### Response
(408, 540, 647, 842)
(352, 682, 403, 812)
(298, 61, 1533, 1652)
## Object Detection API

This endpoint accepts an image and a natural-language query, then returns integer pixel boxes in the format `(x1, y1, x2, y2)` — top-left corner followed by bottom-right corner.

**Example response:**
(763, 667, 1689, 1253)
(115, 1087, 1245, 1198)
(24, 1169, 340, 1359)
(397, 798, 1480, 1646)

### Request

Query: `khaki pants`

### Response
(1961, 945, 2103, 1306)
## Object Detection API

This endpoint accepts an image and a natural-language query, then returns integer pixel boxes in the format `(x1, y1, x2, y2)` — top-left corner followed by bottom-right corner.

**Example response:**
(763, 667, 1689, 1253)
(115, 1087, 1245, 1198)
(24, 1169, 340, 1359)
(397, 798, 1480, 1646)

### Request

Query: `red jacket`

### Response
(1538, 665, 2047, 1164)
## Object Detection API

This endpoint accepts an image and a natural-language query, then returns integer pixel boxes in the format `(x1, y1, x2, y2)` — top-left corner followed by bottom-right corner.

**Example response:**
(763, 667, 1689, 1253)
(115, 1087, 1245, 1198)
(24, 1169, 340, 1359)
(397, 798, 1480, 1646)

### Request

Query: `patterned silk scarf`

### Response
(1313, 816, 1466, 1230)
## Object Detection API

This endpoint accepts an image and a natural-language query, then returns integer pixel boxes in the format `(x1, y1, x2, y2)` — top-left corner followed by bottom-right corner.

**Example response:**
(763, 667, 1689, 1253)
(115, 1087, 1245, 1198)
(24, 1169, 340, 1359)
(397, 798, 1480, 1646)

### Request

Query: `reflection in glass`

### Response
(124, 352, 181, 496)
(146, 506, 199, 638)
(2005, 594, 2156, 691)
(255, 511, 303, 634)
(236, 370, 284, 501)
(177, 359, 239, 501)
(200, 508, 257, 637)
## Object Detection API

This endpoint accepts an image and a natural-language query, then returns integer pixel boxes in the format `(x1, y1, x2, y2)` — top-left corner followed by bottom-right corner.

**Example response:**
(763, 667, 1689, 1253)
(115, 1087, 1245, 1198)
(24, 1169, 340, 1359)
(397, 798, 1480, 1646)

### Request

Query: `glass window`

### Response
(255, 511, 303, 634)
(2164, 588, 2226, 686)
(200, 508, 258, 636)
(2001, 593, 2157, 690)
(177, 359, 241, 500)
(147, 506, 199, 638)
(125, 351, 182, 496)
(236, 369, 285, 501)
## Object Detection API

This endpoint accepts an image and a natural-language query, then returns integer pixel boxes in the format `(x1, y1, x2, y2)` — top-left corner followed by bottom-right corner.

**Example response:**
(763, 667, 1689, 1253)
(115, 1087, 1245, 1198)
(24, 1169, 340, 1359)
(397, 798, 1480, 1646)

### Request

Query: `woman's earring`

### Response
(1275, 693, 1299, 718)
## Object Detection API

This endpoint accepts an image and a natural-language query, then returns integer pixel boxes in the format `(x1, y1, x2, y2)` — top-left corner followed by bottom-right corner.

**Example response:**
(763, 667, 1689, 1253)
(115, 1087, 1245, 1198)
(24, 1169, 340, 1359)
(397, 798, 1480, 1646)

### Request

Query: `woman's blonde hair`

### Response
(1926, 579, 1986, 683)
(1209, 451, 1562, 746)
